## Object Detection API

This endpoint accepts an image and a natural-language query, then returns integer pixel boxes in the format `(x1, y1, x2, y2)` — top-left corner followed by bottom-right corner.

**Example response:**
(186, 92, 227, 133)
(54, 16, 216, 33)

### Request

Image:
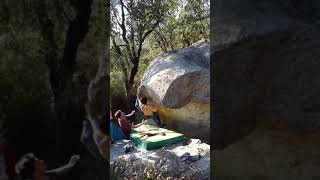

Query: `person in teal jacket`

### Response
(110, 111, 125, 141)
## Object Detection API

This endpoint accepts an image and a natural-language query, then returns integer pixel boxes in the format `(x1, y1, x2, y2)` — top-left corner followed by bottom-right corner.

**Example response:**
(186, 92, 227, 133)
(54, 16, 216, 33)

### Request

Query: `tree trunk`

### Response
(36, 0, 93, 162)
(124, 57, 139, 106)
(54, 0, 93, 160)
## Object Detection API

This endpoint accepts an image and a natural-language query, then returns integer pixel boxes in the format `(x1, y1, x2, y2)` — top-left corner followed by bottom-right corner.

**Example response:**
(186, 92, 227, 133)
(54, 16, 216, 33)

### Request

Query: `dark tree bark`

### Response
(0, 1, 10, 24)
(36, 0, 93, 161)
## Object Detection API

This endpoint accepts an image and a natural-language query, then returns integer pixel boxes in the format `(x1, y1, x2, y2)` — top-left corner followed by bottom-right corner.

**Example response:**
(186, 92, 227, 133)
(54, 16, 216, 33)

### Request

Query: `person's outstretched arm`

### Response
(45, 155, 80, 176)
(131, 120, 147, 128)
(125, 110, 135, 118)
(138, 98, 144, 109)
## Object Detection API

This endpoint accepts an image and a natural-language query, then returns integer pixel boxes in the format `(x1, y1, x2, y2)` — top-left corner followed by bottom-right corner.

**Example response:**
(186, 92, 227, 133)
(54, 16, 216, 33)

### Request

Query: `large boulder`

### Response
(213, 0, 320, 179)
(138, 40, 210, 142)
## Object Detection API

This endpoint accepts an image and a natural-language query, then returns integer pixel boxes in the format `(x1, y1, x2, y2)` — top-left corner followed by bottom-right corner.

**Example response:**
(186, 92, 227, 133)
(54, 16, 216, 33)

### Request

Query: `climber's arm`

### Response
(131, 120, 147, 128)
(125, 110, 135, 118)
(137, 98, 143, 109)
(46, 155, 80, 176)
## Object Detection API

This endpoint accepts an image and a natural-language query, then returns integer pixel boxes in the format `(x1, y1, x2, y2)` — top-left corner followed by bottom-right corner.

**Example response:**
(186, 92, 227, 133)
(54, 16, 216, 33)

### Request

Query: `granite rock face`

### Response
(111, 139, 210, 180)
(213, 0, 320, 149)
(212, 0, 320, 179)
(140, 40, 210, 108)
(213, 128, 320, 180)
(138, 41, 210, 142)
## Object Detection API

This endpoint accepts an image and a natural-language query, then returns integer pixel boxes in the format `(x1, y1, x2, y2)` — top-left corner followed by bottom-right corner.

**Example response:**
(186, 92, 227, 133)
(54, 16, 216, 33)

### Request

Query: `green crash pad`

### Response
(130, 125, 185, 150)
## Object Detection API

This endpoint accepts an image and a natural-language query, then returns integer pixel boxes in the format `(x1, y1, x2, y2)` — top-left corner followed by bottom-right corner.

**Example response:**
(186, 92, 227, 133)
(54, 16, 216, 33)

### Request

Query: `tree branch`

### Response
(111, 7, 121, 27)
(61, 0, 93, 81)
(112, 37, 129, 85)
(137, 17, 162, 59)
(119, 0, 132, 59)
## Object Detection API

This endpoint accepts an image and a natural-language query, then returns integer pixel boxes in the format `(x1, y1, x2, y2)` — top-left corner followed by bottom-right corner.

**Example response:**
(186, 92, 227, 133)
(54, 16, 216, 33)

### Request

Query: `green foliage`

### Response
(110, 0, 209, 108)
(110, 70, 127, 110)
(149, 0, 209, 51)
(0, 21, 54, 153)
(0, 2, 111, 179)
(135, 46, 162, 84)
(0, 0, 108, 156)
(0, 12, 52, 122)
(111, 0, 171, 99)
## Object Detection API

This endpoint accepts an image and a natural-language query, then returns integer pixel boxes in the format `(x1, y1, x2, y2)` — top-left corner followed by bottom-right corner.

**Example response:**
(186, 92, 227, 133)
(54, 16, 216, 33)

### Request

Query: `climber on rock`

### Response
(137, 97, 162, 127)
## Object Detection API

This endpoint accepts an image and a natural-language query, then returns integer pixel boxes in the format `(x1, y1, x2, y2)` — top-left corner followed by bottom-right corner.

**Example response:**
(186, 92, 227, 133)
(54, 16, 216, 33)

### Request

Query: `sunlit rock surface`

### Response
(111, 139, 210, 180)
(138, 40, 210, 142)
